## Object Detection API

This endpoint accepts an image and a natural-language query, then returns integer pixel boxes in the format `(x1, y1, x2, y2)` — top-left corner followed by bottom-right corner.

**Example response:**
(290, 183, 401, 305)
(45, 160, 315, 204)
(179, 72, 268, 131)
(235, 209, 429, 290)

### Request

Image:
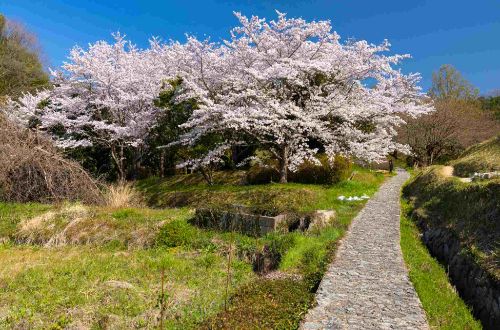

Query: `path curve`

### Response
(301, 169, 428, 330)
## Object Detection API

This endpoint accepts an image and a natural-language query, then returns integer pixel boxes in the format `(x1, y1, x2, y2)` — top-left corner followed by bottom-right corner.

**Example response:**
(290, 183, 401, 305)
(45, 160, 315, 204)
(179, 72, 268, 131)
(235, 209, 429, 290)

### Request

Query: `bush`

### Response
(246, 165, 279, 184)
(156, 219, 209, 248)
(0, 116, 102, 204)
(246, 155, 352, 185)
(290, 154, 352, 185)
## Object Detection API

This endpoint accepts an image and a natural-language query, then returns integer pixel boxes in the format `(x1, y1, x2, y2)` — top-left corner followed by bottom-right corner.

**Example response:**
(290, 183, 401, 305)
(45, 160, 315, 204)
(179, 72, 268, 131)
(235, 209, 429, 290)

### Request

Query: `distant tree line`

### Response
(0, 14, 49, 99)
(400, 64, 499, 166)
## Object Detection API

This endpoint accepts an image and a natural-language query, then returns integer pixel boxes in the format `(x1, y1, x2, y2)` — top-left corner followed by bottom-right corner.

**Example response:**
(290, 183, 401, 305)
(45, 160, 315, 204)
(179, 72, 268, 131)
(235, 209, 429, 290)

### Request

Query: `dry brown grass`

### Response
(10, 202, 182, 248)
(0, 115, 103, 204)
(104, 182, 144, 208)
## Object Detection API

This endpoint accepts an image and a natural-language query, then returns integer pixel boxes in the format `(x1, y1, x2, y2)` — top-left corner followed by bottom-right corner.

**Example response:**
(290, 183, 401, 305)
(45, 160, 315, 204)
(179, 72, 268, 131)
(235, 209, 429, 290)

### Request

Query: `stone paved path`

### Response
(301, 169, 429, 330)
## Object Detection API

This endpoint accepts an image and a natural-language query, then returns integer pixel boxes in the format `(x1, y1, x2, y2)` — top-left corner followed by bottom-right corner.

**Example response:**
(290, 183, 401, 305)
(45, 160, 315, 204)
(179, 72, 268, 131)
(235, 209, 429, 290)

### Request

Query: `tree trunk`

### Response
(119, 144, 125, 181)
(278, 145, 288, 183)
(199, 165, 214, 186)
(111, 144, 126, 182)
(159, 149, 165, 178)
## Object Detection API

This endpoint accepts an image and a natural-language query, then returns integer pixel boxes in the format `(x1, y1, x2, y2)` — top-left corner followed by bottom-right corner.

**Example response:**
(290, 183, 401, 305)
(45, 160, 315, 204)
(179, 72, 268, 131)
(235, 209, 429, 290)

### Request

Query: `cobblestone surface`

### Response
(301, 169, 428, 330)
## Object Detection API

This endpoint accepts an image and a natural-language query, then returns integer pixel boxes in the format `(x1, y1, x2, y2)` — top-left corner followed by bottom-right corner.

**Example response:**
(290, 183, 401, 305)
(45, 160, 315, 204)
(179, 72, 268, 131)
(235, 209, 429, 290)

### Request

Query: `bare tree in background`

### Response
(401, 65, 499, 165)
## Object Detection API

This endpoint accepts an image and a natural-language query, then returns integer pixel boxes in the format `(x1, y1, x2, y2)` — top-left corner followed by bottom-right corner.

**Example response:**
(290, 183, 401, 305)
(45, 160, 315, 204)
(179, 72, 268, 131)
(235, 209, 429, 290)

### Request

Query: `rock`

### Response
(308, 210, 336, 231)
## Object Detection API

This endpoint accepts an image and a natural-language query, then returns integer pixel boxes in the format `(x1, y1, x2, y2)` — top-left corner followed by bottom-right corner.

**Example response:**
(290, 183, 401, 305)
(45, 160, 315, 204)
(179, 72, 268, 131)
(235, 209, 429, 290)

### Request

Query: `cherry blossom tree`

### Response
(170, 11, 433, 182)
(6, 33, 171, 180)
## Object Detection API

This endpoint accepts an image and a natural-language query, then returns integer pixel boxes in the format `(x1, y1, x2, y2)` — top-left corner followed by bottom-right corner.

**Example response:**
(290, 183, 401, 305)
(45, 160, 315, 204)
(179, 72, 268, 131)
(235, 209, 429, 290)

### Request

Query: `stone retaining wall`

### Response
(193, 208, 288, 236)
(418, 222, 500, 329)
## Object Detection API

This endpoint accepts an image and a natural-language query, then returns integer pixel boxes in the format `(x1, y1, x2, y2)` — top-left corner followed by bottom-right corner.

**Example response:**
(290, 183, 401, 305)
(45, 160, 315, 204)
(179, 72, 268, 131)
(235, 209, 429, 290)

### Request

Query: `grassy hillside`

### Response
(0, 167, 388, 329)
(400, 199, 481, 329)
(452, 135, 500, 177)
(137, 166, 385, 214)
(403, 166, 499, 279)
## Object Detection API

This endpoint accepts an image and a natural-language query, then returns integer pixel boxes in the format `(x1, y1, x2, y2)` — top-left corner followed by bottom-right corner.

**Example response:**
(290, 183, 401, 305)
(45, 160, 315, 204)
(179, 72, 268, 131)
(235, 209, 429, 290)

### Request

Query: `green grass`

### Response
(403, 166, 499, 279)
(0, 245, 254, 329)
(136, 166, 385, 213)
(400, 199, 481, 330)
(0, 202, 193, 248)
(452, 135, 500, 177)
(0, 166, 389, 328)
(0, 202, 52, 239)
(200, 279, 313, 329)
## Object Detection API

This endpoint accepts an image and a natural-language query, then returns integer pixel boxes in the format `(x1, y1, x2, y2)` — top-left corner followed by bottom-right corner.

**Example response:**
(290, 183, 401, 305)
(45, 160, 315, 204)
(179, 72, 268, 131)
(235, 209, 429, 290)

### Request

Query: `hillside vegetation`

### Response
(400, 199, 481, 329)
(403, 141, 499, 328)
(0, 168, 388, 329)
(403, 166, 499, 279)
(452, 135, 500, 177)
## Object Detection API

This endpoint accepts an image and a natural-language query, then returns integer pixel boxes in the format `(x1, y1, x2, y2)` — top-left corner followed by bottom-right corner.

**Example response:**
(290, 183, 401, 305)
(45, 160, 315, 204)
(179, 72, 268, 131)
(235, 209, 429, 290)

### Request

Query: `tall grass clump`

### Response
(105, 182, 143, 208)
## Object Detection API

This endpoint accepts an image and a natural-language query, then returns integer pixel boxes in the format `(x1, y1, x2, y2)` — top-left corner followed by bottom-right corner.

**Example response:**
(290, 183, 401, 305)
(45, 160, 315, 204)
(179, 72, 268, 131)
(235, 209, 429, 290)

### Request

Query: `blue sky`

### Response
(2, 0, 499, 94)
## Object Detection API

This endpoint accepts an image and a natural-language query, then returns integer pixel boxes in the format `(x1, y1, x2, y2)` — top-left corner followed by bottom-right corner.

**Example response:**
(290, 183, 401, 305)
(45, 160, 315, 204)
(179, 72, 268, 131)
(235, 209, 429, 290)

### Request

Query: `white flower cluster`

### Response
(4, 11, 433, 174)
(337, 194, 370, 202)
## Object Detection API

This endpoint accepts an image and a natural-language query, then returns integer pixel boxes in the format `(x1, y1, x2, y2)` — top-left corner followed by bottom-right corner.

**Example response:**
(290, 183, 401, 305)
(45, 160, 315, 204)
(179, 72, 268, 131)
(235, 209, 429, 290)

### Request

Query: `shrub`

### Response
(246, 165, 279, 184)
(0, 116, 102, 204)
(246, 154, 352, 185)
(330, 155, 353, 183)
(290, 154, 352, 185)
(156, 219, 209, 249)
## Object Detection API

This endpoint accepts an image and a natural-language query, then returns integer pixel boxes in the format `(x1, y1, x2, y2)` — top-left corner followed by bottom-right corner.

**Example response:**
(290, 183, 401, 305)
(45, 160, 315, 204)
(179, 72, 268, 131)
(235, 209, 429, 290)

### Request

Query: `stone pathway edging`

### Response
(301, 169, 428, 330)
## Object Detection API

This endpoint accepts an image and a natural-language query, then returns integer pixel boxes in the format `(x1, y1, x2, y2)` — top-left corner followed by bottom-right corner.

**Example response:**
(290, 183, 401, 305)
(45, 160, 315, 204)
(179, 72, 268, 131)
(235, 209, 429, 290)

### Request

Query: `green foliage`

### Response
(246, 165, 279, 184)
(479, 95, 500, 121)
(144, 78, 235, 181)
(144, 78, 196, 176)
(156, 218, 209, 249)
(247, 154, 352, 185)
(0, 14, 49, 98)
(400, 198, 481, 329)
(292, 154, 352, 185)
(201, 279, 313, 329)
(403, 166, 500, 279)
(452, 135, 500, 176)
(63, 145, 117, 181)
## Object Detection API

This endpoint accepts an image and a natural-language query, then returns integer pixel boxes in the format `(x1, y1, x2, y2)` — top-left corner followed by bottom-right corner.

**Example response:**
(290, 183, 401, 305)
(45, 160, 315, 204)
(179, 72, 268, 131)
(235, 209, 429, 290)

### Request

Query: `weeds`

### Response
(105, 182, 143, 208)
(400, 198, 481, 329)
(452, 135, 500, 177)
(0, 166, 387, 328)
